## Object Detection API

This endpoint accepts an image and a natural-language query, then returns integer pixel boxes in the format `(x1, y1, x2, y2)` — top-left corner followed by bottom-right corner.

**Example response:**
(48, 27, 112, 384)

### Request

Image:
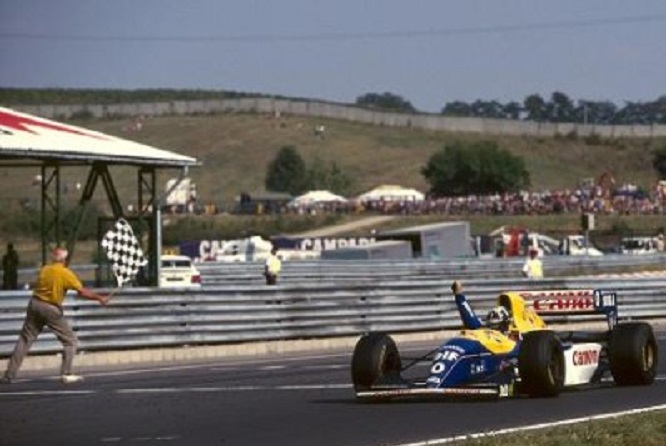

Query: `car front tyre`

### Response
(351, 332, 402, 392)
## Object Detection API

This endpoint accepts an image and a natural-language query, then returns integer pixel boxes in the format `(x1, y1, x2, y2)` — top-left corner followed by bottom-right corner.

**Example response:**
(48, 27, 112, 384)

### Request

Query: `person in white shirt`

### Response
(264, 246, 282, 285)
(522, 249, 543, 279)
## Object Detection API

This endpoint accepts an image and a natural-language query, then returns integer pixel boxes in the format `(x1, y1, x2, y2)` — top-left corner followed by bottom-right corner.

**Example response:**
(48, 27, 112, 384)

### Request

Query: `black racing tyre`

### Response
(518, 330, 564, 397)
(351, 333, 402, 391)
(609, 322, 658, 386)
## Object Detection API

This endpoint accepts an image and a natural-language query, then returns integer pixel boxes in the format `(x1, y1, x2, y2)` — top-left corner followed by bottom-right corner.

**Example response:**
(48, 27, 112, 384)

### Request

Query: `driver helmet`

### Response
(485, 306, 511, 331)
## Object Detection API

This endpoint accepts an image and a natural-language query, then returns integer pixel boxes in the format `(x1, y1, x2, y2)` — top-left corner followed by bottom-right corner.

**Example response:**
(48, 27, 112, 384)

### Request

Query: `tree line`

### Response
(356, 91, 666, 125)
(3, 88, 665, 125)
(0, 88, 284, 106)
(267, 140, 666, 199)
(265, 142, 531, 199)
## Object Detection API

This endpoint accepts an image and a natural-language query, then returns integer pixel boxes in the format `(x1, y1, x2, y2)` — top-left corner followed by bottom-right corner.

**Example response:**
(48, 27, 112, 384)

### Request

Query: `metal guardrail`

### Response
(198, 254, 666, 285)
(1, 275, 664, 357)
(7, 253, 665, 287)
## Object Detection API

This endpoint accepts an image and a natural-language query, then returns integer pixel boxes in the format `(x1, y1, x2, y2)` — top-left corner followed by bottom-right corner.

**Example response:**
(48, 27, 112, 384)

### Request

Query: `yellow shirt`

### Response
(522, 258, 543, 279)
(265, 254, 282, 275)
(32, 262, 83, 306)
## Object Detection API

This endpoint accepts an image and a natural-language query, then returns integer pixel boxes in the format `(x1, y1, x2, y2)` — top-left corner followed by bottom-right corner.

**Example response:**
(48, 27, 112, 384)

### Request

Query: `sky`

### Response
(1, 0, 666, 113)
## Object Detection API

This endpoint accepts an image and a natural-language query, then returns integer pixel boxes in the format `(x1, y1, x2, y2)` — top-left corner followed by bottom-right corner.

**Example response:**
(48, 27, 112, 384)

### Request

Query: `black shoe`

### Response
(0, 375, 12, 385)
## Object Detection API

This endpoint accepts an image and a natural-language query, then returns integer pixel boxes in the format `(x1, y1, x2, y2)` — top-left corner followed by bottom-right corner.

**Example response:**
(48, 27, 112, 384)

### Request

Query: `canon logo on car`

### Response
(520, 289, 593, 299)
(532, 297, 594, 312)
(573, 349, 599, 366)
(522, 290, 595, 313)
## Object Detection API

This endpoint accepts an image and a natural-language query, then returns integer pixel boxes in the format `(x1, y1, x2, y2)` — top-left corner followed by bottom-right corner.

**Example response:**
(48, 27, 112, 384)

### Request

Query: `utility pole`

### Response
(583, 102, 589, 126)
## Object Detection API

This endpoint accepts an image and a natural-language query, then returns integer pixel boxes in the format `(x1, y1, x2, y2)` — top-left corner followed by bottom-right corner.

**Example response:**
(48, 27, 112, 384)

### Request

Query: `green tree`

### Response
(305, 156, 354, 196)
(524, 94, 547, 122)
(325, 161, 354, 196)
(575, 100, 618, 124)
(265, 146, 307, 195)
(355, 92, 416, 112)
(441, 101, 473, 117)
(469, 100, 505, 119)
(548, 91, 575, 123)
(503, 101, 523, 120)
(421, 141, 530, 196)
(652, 145, 666, 179)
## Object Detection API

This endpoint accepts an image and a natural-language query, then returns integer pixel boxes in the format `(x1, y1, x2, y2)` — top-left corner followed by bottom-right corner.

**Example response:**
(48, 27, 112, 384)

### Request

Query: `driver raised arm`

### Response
(451, 280, 482, 329)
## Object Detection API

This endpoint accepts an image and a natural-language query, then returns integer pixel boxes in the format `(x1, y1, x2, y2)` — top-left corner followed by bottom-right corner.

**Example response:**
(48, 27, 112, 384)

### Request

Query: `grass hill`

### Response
(1, 109, 665, 265)
(1, 111, 661, 213)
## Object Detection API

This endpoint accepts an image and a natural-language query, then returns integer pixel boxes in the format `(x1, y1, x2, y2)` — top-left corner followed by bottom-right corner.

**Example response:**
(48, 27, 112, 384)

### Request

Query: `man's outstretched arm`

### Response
(77, 287, 110, 306)
(451, 281, 482, 329)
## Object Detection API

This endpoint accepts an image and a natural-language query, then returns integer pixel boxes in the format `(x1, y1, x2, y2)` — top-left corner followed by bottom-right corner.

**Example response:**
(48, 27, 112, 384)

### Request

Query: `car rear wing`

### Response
(518, 289, 618, 329)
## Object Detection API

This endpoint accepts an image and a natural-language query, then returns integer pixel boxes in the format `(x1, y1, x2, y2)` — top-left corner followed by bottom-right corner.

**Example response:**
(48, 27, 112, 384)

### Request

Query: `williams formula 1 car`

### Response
(351, 288, 658, 400)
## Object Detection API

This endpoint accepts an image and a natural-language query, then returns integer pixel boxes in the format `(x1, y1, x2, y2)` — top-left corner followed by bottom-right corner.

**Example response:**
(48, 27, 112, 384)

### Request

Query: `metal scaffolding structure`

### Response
(0, 106, 199, 286)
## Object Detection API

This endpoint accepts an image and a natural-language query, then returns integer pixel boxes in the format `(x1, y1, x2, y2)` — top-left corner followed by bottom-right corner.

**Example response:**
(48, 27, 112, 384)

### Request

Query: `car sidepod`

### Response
(561, 342, 605, 387)
(426, 338, 515, 390)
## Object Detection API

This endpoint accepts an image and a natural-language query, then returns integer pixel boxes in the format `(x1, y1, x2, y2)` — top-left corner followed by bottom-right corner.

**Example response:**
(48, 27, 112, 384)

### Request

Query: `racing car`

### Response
(351, 287, 658, 399)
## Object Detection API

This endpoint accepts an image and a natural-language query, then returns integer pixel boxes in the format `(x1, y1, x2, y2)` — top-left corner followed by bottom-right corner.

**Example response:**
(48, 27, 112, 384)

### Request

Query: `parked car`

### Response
(159, 255, 202, 288)
(619, 237, 658, 255)
(559, 235, 604, 256)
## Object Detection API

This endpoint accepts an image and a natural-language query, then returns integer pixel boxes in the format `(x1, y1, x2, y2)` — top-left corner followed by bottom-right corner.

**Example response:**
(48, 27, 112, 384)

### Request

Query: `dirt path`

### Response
(292, 215, 396, 237)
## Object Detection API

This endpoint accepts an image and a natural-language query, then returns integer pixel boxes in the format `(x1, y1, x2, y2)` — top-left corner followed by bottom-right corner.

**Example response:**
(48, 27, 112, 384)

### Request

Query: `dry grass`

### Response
(1, 112, 660, 213)
(1, 112, 665, 267)
(447, 409, 666, 446)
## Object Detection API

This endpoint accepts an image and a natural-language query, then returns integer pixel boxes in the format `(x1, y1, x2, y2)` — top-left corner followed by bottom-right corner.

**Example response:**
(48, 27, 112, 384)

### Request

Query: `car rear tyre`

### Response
(518, 330, 564, 397)
(609, 322, 658, 386)
(351, 333, 402, 391)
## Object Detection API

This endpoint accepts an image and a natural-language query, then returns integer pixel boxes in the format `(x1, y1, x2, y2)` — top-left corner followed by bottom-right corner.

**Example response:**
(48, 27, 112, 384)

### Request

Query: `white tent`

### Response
(357, 185, 425, 202)
(289, 190, 347, 206)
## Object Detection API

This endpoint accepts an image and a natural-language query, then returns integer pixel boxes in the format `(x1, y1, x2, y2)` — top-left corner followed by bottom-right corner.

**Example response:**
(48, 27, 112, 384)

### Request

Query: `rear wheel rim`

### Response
(548, 348, 562, 385)
(642, 342, 655, 372)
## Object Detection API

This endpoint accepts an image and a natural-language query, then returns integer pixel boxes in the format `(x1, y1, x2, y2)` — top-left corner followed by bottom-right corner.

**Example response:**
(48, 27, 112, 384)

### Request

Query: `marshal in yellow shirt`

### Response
(32, 262, 83, 306)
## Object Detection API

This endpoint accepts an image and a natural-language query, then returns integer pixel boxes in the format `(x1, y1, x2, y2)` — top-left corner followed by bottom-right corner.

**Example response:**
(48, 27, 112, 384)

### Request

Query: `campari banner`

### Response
(272, 236, 376, 252)
(179, 236, 376, 260)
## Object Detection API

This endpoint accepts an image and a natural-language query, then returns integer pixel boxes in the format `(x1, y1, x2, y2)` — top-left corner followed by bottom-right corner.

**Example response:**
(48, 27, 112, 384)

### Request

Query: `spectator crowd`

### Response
(283, 182, 666, 217)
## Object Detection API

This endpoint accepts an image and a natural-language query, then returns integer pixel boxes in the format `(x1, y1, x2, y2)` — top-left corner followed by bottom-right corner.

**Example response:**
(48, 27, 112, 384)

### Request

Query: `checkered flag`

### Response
(101, 218, 148, 287)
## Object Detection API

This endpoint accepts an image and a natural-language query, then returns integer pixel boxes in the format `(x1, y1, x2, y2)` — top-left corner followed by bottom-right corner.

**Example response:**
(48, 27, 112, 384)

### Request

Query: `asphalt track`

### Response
(0, 334, 664, 446)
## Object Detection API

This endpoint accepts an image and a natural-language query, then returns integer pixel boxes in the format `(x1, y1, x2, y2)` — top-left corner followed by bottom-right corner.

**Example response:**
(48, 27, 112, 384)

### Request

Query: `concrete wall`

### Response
(12, 98, 666, 138)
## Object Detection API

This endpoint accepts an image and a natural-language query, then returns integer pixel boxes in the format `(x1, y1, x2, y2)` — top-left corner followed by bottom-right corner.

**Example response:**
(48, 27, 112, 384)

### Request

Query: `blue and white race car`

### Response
(351, 283, 658, 399)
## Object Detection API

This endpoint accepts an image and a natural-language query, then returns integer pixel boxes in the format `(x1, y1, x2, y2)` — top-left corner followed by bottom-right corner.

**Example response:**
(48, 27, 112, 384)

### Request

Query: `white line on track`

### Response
(87, 351, 350, 377)
(116, 384, 351, 394)
(89, 363, 232, 378)
(0, 390, 95, 396)
(255, 364, 346, 371)
(207, 363, 348, 372)
(101, 435, 179, 442)
(301, 364, 347, 370)
(390, 404, 666, 446)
